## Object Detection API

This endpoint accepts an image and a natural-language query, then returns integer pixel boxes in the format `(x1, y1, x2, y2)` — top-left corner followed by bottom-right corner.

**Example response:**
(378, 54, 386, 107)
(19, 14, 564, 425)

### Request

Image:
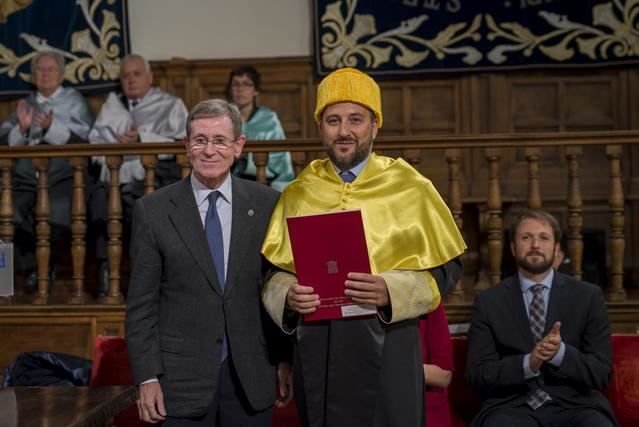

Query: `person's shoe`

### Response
(97, 261, 110, 297)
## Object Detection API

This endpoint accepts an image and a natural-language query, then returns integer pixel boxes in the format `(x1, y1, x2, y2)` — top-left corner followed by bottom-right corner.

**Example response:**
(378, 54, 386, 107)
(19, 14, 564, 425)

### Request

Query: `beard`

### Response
(516, 249, 556, 275)
(324, 135, 373, 171)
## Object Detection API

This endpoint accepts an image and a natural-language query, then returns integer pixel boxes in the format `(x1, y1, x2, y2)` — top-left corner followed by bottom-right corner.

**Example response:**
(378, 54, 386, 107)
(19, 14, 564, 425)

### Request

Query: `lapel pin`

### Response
(248, 209, 255, 216)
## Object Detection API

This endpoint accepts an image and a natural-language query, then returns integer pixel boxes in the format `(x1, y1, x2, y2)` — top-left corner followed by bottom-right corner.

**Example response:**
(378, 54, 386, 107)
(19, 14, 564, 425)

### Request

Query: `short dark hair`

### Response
(509, 209, 562, 243)
(225, 65, 261, 101)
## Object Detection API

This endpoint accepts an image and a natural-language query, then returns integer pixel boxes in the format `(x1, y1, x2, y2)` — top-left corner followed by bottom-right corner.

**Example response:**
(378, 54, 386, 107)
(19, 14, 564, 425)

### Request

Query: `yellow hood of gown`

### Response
(262, 153, 466, 274)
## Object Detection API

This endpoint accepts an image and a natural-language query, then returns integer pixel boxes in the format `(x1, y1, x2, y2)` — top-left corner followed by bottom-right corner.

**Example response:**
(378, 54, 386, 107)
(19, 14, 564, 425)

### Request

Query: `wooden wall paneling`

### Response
(511, 79, 560, 132)
(417, 82, 459, 134)
(260, 83, 304, 138)
(0, 99, 19, 124)
(376, 83, 405, 137)
(563, 77, 616, 131)
(631, 68, 639, 129)
(0, 316, 96, 373)
(487, 74, 511, 133)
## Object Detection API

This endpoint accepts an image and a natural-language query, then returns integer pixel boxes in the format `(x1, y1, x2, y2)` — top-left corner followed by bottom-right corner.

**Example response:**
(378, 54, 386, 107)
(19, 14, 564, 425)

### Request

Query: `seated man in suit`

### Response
(125, 98, 292, 425)
(88, 53, 188, 295)
(466, 209, 617, 427)
(0, 50, 93, 290)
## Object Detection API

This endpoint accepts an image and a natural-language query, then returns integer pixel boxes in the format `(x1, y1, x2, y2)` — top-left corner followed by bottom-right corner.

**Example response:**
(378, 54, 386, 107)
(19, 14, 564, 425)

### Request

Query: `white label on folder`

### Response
(341, 304, 376, 317)
(0, 243, 14, 296)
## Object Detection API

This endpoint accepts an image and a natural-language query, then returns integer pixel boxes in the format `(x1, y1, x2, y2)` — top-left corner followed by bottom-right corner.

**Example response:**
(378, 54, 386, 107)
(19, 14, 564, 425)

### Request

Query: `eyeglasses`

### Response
(231, 81, 255, 89)
(189, 136, 237, 151)
(35, 66, 60, 75)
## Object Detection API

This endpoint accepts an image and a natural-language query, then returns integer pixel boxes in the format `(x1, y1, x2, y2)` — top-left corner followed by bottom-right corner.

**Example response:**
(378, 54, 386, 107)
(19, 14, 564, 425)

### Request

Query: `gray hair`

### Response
(120, 53, 151, 73)
(30, 51, 65, 76)
(186, 98, 243, 138)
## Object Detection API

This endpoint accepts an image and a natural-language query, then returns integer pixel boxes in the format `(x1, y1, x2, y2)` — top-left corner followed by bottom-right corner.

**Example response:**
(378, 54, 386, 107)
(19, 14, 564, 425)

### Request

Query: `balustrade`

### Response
(0, 131, 637, 306)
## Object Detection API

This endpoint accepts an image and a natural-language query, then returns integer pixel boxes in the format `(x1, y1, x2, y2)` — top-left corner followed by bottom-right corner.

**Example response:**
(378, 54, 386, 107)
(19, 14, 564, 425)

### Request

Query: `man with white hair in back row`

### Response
(89, 53, 188, 211)
(89, 54, 188, 295)
(0, 50, 93, 290)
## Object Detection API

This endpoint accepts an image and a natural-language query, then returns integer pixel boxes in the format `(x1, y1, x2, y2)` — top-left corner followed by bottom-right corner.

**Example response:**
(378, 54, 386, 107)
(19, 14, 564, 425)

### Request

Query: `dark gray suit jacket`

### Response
(465, 271, 617, 426)
(125, 176, 285, 418)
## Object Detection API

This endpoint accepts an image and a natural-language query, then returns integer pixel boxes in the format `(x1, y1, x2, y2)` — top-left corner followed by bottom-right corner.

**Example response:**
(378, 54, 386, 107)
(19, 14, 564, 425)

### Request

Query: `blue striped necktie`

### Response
(527, 284, 551, 409)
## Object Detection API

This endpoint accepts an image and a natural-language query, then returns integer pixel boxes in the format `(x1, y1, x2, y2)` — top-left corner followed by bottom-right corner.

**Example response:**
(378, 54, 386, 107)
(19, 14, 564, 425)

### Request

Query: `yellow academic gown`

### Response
(262, 153, 466, 427)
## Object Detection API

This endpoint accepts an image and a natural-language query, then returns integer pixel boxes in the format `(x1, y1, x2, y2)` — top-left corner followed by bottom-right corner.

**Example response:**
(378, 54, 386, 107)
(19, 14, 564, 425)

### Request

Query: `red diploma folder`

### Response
(286, 209, 377, 321)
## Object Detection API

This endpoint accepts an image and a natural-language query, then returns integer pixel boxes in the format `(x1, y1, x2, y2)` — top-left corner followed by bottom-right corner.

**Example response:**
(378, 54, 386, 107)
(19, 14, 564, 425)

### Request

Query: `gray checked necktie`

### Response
(527, 283, 551, 409)
(340, 170, 356, 183)
(205, 191, 227, 361)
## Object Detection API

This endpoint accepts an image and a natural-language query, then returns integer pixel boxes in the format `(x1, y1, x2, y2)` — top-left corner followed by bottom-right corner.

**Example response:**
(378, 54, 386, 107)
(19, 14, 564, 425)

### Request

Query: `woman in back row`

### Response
(225, 65, 294, 192)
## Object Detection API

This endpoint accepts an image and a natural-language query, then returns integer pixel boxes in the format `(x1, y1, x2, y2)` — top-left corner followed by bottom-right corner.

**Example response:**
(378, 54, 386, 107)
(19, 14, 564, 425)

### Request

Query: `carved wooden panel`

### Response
(377, 84, 404, 137)
(0, 317, 96, 372)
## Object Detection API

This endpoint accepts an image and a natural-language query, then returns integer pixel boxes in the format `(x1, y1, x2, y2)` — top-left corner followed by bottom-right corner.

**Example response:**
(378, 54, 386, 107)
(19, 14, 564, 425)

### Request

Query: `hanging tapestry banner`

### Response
(313, 0, 639, 77)
(0, 0, 129, 99)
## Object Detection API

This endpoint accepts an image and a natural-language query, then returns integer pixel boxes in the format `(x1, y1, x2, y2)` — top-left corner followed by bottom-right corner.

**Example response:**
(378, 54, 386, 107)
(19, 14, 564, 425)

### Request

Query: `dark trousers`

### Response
(480, 402, 616, 427)
(161, 359, 272, 427)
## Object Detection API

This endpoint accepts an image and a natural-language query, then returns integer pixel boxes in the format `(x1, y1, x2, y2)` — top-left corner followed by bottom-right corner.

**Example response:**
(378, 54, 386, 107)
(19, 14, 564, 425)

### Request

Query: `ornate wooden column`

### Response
(525, 147, 542, 209)
(177, 154, 191, 179)
(32, 158, 50, 305)
(402, 149, 421, 169)
(445, 148, 465, 301)
(484, 148, 503, 287)
(68, 157, 87, 304)
(141, 154, 158, 194)
(253, 152, 268, 185)
(102, 156, 124, 304)
(606, 145, 626, 301)
(291, 151, 306, 177)
(565, 147, 583, 280)
(0, 159, 14, 305)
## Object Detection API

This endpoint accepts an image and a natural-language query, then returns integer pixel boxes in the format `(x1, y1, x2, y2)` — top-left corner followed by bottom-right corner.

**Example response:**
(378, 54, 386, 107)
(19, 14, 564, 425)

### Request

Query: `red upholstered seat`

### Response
(449, 336, 481, 427)
(604, 335, 639, 427)
(90, 335, 150, 427)
(448, 334, 639, 427)
(90, 335, 302, 426)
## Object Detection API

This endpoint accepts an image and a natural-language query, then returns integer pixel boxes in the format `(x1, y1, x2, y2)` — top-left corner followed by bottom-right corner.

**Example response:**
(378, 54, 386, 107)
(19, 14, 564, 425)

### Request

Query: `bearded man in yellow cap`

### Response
(261, 68, 466, 427)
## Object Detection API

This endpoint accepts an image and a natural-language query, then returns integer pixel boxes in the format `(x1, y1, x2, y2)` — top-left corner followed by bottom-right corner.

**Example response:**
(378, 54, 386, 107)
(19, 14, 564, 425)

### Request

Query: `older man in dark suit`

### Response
(466, 209, 617, 427)
(125, 98, 292, 425)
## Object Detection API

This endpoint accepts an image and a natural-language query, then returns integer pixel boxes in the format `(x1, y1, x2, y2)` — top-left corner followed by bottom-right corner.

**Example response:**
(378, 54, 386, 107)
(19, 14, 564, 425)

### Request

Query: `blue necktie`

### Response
(205, 191, 228, 362)
(205, 191, 225, 290)
(340, 170, 356, 183)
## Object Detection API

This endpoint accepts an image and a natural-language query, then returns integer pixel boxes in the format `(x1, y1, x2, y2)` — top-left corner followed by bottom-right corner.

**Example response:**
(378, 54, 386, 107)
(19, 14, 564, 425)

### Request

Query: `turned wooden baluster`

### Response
(141, 154, 158, 194)
(32, 158, 51, 305)
(102, 156, 124, 304)
(68, 158, 87, 304)
(485, 149, 503, 287)
(565, 147, 583, 280)
(0, 159, 14, 305)
(606, 145, 626, 302)
(525, 147, 542, 209)
(445, 148, 465, 301)
(253, 152, 268, 185)
(177, 154, 191, 179)
(402, 149, 421, 169)
(291, 151, 305, 177)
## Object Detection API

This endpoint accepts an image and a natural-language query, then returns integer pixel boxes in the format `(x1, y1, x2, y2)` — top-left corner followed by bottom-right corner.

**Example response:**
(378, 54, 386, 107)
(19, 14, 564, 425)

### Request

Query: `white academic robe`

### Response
(89, 87, 187, 184)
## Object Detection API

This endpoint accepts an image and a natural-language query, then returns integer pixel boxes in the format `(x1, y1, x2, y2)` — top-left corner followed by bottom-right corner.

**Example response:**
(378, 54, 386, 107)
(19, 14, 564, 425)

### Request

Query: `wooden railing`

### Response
(1, 130, 638, 306)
